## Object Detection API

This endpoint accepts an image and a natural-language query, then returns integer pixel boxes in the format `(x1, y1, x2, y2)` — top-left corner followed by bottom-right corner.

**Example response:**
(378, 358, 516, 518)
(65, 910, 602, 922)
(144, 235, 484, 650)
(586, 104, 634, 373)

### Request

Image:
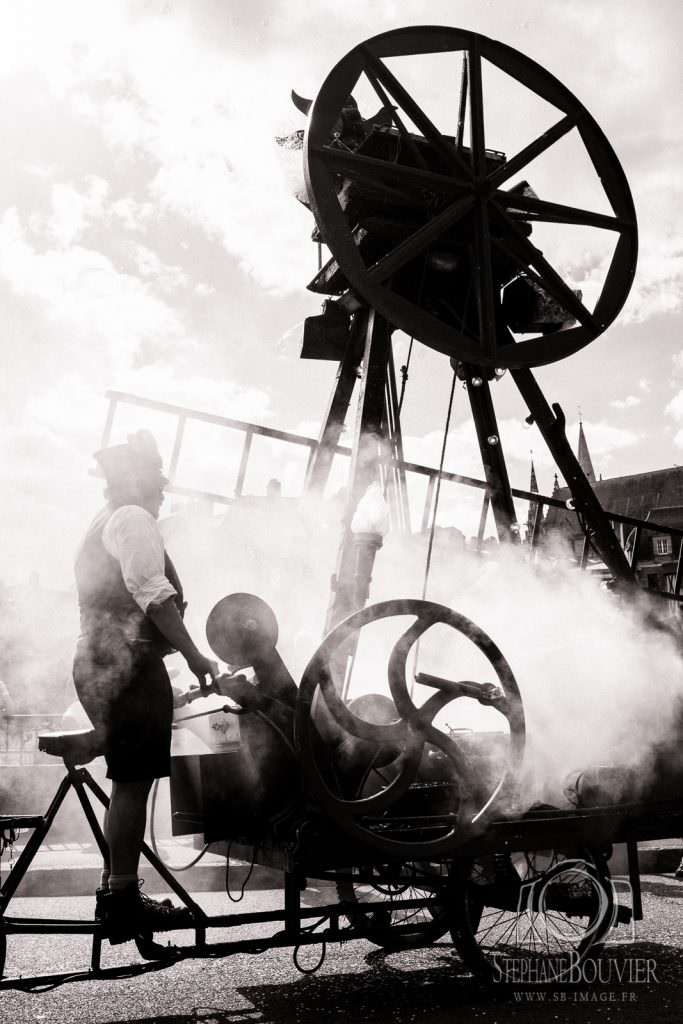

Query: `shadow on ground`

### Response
(100, 941, 683, 1024)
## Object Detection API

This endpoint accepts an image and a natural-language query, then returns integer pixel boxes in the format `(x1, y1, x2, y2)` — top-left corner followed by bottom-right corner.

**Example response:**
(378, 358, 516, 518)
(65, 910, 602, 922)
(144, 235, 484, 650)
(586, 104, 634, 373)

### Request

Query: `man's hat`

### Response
(94, 430, 167, 488)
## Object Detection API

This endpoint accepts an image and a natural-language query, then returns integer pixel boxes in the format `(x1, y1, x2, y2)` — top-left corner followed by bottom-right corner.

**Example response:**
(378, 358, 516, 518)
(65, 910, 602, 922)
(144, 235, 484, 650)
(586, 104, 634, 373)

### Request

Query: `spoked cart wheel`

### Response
(337, 861, 449, 950)
(304, 26, 637, 369)
(295, 599, 525, 860)
(449, 848, 616, 982)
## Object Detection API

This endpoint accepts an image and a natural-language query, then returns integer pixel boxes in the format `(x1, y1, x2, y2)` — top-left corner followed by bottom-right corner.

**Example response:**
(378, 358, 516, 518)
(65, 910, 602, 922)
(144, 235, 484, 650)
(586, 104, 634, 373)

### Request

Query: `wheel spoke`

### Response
(472, 203, 498, 359)
(477, 911, 513, 943)
(466, 42, 498, 359)
(497, 190, 631, 232)
(309, 145, 471, 196)
(360, 44, 472, 179)
(365, 194, 475, 284)
(488, 114, 577, 188)
(363, 62, 431, 172)
(467, 39, 487, 179)
(490, 201, 598, 330)
(547, 910, 584, 937)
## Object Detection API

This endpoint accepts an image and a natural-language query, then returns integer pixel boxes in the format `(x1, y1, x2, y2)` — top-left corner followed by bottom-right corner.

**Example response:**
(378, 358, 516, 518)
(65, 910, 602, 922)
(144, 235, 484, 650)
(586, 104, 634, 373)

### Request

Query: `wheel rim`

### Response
(304, 25, 637, 369)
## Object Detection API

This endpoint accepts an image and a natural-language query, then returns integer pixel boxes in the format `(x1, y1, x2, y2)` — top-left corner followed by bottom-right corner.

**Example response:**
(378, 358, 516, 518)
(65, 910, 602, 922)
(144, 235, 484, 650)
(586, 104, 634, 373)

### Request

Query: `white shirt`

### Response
(102, 505, 177, 614)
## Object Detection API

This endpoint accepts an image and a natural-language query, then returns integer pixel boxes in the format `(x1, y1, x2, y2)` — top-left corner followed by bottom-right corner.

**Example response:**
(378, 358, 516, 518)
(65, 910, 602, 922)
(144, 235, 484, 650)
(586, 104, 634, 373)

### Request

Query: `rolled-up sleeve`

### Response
(103, 506, 177, 613)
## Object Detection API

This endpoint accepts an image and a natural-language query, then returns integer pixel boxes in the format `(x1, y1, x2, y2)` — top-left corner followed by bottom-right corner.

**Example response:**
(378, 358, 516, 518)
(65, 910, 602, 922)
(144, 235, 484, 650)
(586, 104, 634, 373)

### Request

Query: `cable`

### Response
(410, 366, 459, 696)
(293, 917, 328, 974)
(225, 839, 256, 903)
(149, 779, 210, 872)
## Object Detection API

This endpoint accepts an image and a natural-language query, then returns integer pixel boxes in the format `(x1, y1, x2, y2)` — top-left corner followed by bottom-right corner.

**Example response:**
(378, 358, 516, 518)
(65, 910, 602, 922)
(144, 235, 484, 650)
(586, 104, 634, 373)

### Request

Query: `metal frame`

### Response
(0, 753, 444, 991)
(2, 742, 682, 989)
(99, 389, 683, 604)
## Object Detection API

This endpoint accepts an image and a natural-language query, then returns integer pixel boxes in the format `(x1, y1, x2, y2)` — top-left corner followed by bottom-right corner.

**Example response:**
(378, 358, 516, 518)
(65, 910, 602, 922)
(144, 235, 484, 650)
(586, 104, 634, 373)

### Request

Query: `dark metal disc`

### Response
(206, 593, 279, 668)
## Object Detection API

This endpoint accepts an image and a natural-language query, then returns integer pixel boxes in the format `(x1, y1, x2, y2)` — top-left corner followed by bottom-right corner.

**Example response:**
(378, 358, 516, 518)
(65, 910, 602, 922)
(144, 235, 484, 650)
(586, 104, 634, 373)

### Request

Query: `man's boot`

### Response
(98, 881, 192, 944)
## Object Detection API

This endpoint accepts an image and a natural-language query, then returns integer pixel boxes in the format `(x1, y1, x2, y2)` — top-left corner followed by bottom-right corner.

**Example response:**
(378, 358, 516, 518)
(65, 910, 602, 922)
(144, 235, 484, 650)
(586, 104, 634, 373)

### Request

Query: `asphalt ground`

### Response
(1, 875, 683, 1024)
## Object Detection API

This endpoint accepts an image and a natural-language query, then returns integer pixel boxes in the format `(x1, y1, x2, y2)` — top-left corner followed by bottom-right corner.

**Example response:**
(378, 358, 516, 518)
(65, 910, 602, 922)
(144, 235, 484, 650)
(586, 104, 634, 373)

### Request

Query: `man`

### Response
(73, 429, 218, 943)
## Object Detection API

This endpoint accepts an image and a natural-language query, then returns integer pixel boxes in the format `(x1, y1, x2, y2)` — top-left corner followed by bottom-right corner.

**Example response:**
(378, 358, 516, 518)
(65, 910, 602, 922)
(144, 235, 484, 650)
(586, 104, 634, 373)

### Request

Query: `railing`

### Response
(0, 715, 64, 766)
(99, 390, 683, 603)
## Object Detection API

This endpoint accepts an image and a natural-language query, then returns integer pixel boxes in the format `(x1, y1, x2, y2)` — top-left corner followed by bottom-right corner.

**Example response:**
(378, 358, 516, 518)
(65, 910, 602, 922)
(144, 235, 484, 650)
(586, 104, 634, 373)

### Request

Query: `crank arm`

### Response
(414, 672, 507, 709)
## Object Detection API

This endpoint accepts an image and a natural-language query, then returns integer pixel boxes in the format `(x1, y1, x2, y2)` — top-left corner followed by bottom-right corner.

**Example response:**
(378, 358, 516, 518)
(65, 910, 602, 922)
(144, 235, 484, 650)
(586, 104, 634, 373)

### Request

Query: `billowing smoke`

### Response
(164, 488, 683, 817)
(2, 472, 682, 836)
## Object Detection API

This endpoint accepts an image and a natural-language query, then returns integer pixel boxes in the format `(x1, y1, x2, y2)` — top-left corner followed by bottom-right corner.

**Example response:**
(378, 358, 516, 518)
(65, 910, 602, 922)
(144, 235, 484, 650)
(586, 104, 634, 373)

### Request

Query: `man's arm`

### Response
(147, 597, 218, 688)
(104, 507, 218, 688)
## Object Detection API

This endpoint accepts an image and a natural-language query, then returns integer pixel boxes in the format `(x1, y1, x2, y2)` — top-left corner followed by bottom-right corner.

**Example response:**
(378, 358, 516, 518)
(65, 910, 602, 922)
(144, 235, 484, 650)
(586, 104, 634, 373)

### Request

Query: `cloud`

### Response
(29, 176, 109, 246)
(611, 395, 642, 410)
(2, 0, 677, 315)
(566, 419, 638, 462)
(664, 371, 683, 450)
(0, 364, 277, 587)
(0, 205, 188, 373)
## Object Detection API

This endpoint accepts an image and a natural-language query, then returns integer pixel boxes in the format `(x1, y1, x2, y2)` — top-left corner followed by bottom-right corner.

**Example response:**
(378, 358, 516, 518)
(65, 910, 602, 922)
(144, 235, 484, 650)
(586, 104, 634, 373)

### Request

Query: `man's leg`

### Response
(98, 777, 188, 943)
(105, 778, 153, 880)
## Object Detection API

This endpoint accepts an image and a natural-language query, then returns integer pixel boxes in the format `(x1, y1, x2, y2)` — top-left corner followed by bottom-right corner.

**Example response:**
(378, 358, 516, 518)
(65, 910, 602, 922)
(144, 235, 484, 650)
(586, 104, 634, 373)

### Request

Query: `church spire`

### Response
(526, 452, 540, 540)
(577, 418, 596, 484)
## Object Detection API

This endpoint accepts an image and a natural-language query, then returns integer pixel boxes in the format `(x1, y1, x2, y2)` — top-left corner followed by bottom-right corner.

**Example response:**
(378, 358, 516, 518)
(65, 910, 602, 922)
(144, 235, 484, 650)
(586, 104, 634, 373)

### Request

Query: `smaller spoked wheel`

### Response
(449, 848, 615, 982)
(337, 861, 449, 950)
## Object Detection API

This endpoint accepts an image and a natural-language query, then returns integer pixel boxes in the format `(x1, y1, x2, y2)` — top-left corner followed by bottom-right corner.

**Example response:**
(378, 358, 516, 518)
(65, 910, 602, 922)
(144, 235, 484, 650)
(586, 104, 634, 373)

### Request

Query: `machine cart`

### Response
(1, 595, 681, 991)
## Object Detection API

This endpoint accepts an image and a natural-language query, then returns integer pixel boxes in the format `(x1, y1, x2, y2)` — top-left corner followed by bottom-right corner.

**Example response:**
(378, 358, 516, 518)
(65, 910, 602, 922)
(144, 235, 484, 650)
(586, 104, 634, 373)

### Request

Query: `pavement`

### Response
(2, 836, 283, 897)
(1, 881, 683, 1023)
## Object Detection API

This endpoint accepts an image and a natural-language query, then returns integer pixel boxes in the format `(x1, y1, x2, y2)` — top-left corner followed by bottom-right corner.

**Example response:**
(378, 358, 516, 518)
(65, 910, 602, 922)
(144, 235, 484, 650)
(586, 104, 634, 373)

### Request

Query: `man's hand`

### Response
(146, 599, 220, 691)
(187, 652, 219, 691)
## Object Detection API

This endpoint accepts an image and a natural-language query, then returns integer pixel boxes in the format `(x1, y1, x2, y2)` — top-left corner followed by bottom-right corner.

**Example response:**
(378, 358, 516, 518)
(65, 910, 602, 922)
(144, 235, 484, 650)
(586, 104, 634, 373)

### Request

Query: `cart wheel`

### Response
(449, 848, 615, 982)
(337, 862, 449, 949)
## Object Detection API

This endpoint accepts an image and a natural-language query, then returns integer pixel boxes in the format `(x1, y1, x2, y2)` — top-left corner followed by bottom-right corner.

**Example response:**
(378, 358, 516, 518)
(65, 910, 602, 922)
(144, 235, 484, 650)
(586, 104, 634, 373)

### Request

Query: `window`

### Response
(654, 536, 672, 556)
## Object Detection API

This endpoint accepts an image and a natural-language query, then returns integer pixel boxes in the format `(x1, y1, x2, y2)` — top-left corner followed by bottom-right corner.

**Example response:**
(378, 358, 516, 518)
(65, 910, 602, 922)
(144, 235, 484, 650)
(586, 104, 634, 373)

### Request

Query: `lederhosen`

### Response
(73, 507, 185, 782)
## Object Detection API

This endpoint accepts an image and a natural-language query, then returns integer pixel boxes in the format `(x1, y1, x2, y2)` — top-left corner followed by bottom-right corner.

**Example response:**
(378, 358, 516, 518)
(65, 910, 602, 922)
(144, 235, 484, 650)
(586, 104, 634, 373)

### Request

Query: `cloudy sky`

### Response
(0, 0, 681, 589)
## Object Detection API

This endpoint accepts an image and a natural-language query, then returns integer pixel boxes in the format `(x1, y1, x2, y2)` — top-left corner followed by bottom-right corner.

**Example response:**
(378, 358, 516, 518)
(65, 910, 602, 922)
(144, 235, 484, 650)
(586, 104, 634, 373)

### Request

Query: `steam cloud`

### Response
(3, 482, 682, 826)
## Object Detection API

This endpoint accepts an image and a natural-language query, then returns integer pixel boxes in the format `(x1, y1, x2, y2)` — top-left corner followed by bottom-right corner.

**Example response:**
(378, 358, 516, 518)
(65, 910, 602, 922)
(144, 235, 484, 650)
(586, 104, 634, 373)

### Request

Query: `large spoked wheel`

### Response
(449, 848, 615, 982)
(304, 26, 637, 369)
(337, 862, 449, 950)
(295, 599, 525, 858)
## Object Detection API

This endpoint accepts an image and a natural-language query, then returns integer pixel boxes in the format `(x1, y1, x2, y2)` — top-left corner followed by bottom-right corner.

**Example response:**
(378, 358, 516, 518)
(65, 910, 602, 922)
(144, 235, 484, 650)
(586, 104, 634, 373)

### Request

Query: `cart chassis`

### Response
(1, 751, 682, 991)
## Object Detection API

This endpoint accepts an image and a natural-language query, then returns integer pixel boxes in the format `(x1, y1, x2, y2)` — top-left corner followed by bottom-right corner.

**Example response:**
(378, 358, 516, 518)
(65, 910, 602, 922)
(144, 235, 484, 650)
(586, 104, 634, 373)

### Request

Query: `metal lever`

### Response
(414, 672, 506, 708)
(173, 672, 248, 708)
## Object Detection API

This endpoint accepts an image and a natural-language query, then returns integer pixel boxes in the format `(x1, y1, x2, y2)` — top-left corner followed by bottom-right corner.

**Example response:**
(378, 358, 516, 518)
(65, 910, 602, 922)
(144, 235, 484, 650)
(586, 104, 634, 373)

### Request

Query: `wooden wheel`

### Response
(304, 26, 637, 369)
(294, 599, 525, 857)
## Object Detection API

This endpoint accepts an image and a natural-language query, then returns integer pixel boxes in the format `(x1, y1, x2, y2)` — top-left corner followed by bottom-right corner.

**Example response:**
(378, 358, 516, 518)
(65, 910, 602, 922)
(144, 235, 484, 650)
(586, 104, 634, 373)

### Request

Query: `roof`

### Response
(545, 466, 683, 528)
